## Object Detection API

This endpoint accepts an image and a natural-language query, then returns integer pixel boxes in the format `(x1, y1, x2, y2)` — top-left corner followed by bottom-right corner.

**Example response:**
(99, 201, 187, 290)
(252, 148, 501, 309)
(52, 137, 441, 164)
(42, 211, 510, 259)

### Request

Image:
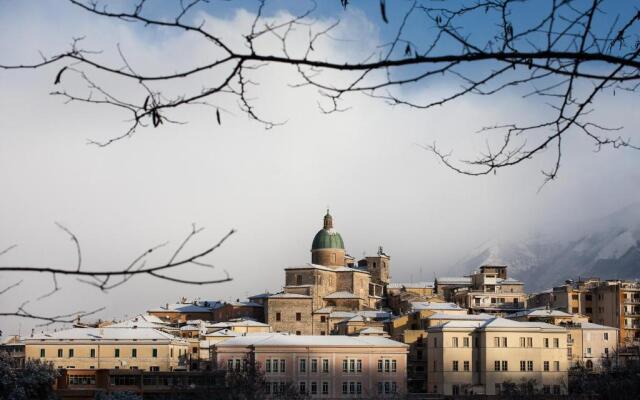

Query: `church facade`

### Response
(264, 211, 391, 335)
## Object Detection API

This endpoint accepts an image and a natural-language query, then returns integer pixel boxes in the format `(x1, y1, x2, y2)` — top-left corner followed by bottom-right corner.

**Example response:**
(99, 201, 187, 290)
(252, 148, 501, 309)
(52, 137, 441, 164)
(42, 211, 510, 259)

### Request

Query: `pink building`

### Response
(214, 334, 408, 398)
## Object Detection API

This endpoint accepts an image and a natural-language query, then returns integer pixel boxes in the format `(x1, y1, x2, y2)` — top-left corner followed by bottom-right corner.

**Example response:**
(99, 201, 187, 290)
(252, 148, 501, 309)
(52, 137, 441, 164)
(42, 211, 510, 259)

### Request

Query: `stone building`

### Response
(264, 211, 391, 335)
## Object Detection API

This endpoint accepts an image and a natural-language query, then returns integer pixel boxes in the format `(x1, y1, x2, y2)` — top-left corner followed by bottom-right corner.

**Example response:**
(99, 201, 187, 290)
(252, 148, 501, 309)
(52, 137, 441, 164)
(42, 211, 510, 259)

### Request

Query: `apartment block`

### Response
(426, 318, 568, 396)
(24, 327, 189, 371)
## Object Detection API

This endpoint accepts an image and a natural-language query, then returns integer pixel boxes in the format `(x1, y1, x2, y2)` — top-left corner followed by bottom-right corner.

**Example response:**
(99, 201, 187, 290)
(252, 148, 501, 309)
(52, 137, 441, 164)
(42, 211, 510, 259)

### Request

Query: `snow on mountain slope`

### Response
(454, 203, 640, 292)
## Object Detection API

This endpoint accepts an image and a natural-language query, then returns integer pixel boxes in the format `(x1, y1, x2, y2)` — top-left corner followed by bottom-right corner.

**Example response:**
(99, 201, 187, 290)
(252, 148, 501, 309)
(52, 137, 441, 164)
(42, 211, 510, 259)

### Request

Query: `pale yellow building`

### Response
(566, 322, 618, 370)
(426, 318, 568, 396)
(24, 327, 189, 371)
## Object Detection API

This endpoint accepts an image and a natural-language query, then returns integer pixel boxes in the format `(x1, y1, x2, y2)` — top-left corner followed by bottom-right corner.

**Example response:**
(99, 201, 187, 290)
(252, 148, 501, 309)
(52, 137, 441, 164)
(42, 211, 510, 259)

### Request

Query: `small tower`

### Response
(366, 246, 391, 286)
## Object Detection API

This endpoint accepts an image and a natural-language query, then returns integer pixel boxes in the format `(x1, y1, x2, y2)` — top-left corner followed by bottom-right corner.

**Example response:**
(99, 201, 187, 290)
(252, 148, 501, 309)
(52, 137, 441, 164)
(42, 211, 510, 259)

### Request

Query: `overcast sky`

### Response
(1, 0, 639, 336)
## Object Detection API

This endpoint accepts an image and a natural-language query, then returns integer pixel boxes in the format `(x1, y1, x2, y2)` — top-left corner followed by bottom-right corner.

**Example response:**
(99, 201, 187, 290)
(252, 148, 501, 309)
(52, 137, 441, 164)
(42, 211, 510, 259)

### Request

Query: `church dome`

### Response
(312, 229, 345, 250)
(311, 210, 345, 250)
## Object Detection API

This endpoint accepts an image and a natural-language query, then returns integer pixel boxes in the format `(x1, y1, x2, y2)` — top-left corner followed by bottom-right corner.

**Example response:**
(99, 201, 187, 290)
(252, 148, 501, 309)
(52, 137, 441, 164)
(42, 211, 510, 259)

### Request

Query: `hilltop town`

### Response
(2, 211, 639, 399)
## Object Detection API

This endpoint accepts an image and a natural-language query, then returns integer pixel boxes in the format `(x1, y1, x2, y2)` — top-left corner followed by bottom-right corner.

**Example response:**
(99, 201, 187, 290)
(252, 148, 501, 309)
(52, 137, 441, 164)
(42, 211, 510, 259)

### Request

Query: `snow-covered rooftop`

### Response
(388, 281, 435, 289)
(436, 277, 472, 285)
(210, 319, 270, 328)
(507, 308, 573, 318)
(428, 313, 493, 321)
(411, 302, 464, 311)
(217, 333, 407, 348)
(27, 327, 183, 342)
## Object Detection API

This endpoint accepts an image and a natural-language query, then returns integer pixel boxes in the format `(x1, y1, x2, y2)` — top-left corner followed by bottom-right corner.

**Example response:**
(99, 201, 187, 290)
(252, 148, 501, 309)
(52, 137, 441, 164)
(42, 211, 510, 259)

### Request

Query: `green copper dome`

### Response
(311, 210, 345, 250)
(312, 229, 345, 250)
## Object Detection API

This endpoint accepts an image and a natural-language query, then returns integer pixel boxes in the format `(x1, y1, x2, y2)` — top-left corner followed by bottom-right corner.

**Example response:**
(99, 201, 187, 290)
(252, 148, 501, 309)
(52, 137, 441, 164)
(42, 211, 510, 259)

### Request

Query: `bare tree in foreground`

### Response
(1, 0, 639, 183)
(0, 225, 234, 325)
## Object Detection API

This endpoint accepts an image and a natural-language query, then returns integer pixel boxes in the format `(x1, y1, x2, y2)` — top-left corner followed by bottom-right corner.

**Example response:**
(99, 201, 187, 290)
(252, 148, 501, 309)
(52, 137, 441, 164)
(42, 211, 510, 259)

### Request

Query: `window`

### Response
(320, 316, 326, 323)
(378, 359, 383, 372)
(520, 337, 526, 347)
(453, 361, 459, 371)
(266, 360, 271, 373)
(463, 337, 470, 347)
(553, 385, 561, 395)
(152, 348, 157, 358)
(501, 361, 508, 371)
(322, 359, 329, 373)
(543, 385, 551, 394)
(417, 350, 423, 360)
(502, 337, 508, 347)
(452, 337, 459, 347)
(544, 361, 549, 371)
(296, 275, 302, 285)
(554, 361, 560, 371)
(90, 348, 96, 358)
(494, 337, 500, 347)
(342, 382, 348, 395)
(170, 348, 173, 357)
(433, 337, 438, 347)
(494, 361, 500, 371)
(553, 338, 559, 348)
(272, 359, 279, 373)
(463, 361, 470, 371)
(452, 385, 460, 395)
(276, 312, 281, 321)
(343, 359, 348, 373)
(528, 361, 533, 371)
(357, 360, 362, 373)
(520, 361, 526, 371)
(604, 332, 609, 340)
(495, 383, 501, 394)
(586, 347, 592, 354)
(115, 348, 120, 357)
(350, 359, 355, 373)
(384, 359, 390, 373)
(299, 359, 306, 373)
(544, 338, 549, 348)
(322, 382, 329, 395)
(40, 348, 45, 358)
(311, 381, 317, 395)
(320, 331, 326, 336)
(132, 349, 137, 358)
(227, 360, 233, 370)
(527, 337, 533, 347)
(58, 349, 63, 358)
(299, 381, 306, 394)
(311, 359, 318, 373)
(357, 382, 362, 394)
(192, 347, 197, 354)
(296, 313, 302, 321)
(391, 360, 396, 373)
(68, 349, 74, 357)
(280, 360, 286, 373)
(296, 331, 301, 335)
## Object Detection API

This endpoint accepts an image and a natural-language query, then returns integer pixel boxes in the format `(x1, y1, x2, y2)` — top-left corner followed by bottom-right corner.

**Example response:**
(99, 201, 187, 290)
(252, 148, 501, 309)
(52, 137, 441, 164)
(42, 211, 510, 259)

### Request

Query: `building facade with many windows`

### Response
(24, 327, 189, 371)
(213, 333, 408, 398)
(426, 318, 568, 396)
